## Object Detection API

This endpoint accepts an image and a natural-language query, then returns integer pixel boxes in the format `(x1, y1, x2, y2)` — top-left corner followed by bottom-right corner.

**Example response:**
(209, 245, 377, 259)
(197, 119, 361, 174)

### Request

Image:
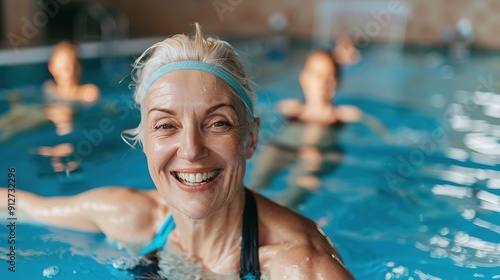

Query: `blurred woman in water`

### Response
(249, 50, 385, 207)
(43, 41, 100, 135)
(0, 41, 100, 140)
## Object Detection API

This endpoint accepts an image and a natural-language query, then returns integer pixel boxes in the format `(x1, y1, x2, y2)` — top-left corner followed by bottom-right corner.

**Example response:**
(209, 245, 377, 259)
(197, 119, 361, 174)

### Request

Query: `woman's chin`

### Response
(177, 206, 213, 220)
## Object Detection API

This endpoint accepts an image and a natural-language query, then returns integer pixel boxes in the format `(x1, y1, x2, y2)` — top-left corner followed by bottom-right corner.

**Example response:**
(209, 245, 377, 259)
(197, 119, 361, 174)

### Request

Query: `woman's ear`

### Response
(245, 117, 260, 159)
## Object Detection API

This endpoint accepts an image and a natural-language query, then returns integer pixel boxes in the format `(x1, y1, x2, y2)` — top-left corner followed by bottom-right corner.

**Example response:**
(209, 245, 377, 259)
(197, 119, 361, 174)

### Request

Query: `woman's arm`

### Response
(0, 187, 164, 244)
(338, 105, 392, 141)
(360, 113, 393, 141)
(2, 188, 72, 228)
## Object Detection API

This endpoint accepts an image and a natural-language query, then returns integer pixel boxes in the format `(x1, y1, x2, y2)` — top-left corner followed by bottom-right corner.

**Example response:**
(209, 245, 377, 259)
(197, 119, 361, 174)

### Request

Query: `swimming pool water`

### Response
(1, 45, 499, 279)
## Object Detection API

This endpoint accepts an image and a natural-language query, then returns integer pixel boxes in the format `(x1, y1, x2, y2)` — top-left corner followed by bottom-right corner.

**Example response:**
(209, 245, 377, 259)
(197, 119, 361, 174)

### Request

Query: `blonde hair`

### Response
(123, 23, 257, 147)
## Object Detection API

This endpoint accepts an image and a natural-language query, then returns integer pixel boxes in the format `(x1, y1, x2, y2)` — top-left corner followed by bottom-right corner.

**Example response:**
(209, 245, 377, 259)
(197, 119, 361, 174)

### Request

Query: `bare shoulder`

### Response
(278, 98, 304, 118)
(254, 192, 316, 234)
(270, 241, 354, 280)
(78, 84, 100, 103)
(78, 187, 166, 215)
(253, 192, 354, 279)
(337, 105, 362, 123)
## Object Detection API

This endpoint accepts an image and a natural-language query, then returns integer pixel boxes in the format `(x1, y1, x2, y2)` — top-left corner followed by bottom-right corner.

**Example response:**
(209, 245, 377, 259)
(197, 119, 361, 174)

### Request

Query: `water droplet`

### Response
(73, 263, 93, 274)
(42, 266, 60, 278)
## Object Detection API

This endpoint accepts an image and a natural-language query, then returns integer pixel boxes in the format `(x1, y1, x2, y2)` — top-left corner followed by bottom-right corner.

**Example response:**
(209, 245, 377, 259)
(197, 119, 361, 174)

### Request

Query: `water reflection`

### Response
(249, 122, 345, 208)
(0, 94, 49, 141)
(424, 165, 500, 268)
(446, 89, 500, 162)
(417, 228, 500, 268)
(36, 143, 80, 175)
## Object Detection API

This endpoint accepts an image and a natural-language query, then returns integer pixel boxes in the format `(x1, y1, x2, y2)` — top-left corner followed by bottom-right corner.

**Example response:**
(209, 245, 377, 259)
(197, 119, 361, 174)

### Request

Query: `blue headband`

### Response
(142, 60, 254, 114)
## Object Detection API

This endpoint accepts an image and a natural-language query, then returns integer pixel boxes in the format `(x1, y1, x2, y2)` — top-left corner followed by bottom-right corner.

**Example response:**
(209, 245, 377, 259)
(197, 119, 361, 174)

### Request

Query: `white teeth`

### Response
(175, 170, 219, 185)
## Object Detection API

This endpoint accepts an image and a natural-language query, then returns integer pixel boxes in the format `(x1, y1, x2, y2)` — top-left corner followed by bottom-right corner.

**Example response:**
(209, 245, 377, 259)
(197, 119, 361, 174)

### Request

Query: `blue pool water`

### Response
(1, 44, 499, 279)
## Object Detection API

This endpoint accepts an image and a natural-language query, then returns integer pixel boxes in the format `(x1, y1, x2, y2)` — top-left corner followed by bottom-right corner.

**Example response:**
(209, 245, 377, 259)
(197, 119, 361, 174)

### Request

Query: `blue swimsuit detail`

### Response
(139, 215, 175, 256)
(140, 188, 261, 280)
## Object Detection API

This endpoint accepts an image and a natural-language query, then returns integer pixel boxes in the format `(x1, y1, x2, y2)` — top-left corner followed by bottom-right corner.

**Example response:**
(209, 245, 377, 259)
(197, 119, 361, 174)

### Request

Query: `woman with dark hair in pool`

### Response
(0, 41, 100, 140)
(249, 50, 385, 207)
(44, 41, 100, 103)
(0, 24, 354, 279)
(43, 41, 100, 136)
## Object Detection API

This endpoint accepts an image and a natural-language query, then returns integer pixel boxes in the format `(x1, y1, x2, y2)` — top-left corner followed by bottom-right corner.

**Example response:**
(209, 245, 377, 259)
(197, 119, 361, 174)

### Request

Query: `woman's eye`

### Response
(212, 121, 233, 128)
(155, 123, 174, 130)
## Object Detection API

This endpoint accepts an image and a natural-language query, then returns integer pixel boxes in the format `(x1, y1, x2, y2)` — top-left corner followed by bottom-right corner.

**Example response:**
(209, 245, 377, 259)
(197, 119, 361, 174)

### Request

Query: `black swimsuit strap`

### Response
(240, 188, 261, 280)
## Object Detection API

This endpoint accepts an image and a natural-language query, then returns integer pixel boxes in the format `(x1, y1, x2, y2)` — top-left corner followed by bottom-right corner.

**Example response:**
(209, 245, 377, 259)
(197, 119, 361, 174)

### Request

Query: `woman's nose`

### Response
(177, 126, 209, 162)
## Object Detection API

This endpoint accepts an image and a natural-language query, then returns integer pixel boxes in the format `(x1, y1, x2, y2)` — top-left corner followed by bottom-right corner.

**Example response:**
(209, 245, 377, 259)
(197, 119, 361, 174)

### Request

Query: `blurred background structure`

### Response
(1, 0, 500, 50)
(1, 0, 497, 86)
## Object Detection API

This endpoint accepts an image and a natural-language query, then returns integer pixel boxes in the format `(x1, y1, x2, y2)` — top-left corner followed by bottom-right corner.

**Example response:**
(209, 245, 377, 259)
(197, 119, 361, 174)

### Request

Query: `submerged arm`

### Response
(360, 113, 392, 141)
(338, 105, 391, 140)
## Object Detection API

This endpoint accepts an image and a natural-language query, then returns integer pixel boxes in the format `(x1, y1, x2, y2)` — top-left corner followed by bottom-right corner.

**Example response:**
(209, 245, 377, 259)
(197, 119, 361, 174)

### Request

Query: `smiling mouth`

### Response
(173, 169, 222, 186)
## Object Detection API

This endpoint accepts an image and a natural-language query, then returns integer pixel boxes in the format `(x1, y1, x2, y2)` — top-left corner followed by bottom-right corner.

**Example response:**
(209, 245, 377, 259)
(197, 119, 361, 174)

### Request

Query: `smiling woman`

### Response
(141, 68, 254, 220)
(0, 23, 354, 279)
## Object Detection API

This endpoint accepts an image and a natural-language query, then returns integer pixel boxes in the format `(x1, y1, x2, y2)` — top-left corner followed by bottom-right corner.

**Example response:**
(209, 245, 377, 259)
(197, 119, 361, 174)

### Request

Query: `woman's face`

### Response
(49, 48, 80, 85)
(142, 70, 258, 219)
(299, 53, 337, 102)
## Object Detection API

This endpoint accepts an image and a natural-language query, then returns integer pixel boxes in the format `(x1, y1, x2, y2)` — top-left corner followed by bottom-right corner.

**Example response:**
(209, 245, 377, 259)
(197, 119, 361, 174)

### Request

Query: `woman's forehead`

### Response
(305, 55, 334, 72)
(145, 70, 237, 108)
